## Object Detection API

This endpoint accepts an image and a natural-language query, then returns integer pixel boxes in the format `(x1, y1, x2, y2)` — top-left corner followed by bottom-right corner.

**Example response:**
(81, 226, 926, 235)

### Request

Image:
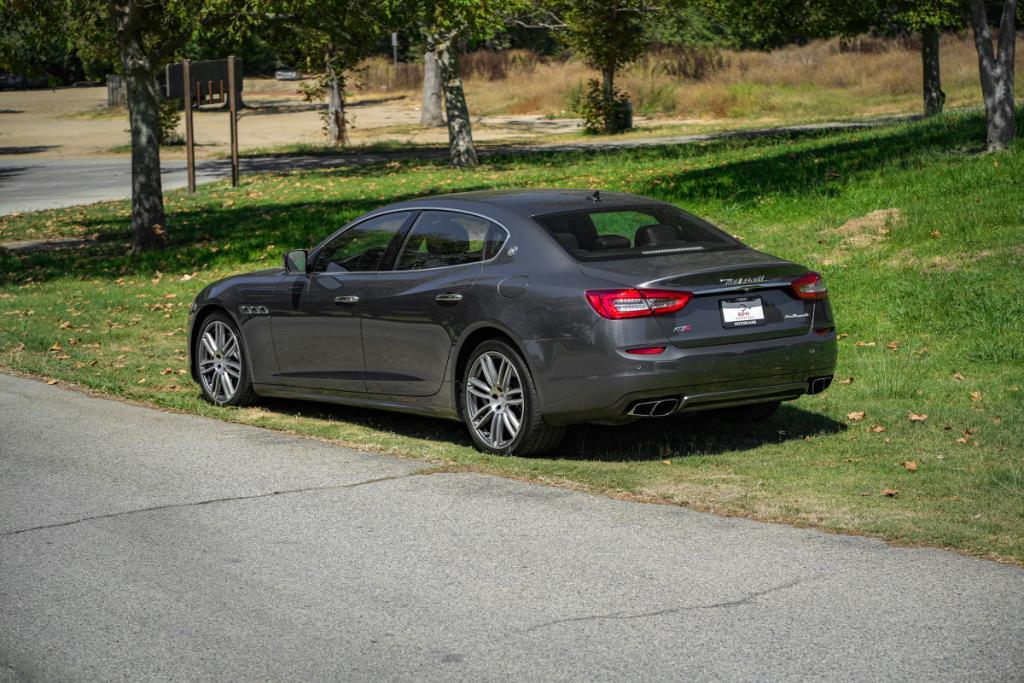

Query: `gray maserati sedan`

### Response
(188, 190, 837, 455)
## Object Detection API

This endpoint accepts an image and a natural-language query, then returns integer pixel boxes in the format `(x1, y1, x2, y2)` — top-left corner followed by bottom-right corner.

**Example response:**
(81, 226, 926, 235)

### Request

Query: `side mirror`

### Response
(284, 249, 308, 274)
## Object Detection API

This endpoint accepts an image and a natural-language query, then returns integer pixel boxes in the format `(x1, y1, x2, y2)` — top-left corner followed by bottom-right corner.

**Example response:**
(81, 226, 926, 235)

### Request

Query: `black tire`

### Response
(193, 312, 257, 407)
(714, 400, 781, 422)
(461, 340, 564, 456)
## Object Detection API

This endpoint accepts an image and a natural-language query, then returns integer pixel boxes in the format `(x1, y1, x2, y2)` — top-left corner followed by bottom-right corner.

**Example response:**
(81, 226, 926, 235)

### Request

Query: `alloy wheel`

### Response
(465, 351, 525, 449)
(197, 320, 242, 404)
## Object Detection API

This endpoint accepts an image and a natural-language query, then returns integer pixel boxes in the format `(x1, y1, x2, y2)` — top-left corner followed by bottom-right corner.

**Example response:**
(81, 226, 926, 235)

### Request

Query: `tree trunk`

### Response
(921, 27, 945, 116)
(968, 0, 1017, 151)
(325, 49, 347, 146)
(602, 67, 614, 101)
(111, 0, 167, 254)
(420, 50, 444, 127)
(435, 35, 477, 168)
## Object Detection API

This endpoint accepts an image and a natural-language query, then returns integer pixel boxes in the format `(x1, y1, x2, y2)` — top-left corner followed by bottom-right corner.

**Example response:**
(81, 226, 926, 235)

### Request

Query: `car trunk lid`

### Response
(580, 249, 816, 347)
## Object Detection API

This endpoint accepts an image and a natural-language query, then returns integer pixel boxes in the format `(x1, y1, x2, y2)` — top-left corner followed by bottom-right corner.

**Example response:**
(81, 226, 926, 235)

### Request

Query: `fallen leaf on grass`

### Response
(58, 320, 72, 329)
(881, 489, 899, 497)
(908, 412, 928, 422)
(854, 341, 876, 347)
(885, 341, 900, 351)
(870, 424, 886, 433)
(661, 459, 672, 465)
(836, 333, 849, 340)
(46, 379, 58, 385)
(48, 342, 62, 352)
(838, 376, 854, 385)
(847, 411, 866, 422)
(159, 368, 174, 375)
(903, 461, 918, 472)
(860, 491, 872, 496)
(993, 416, 1002, 425)
(930, 230, 941, 238)
(952, 372, 966, 381)
(970, 390, 983, 402)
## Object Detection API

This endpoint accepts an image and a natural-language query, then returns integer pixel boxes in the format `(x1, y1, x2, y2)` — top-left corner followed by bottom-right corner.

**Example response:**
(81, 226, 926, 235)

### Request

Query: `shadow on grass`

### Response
(257, 395, 844, 461)
(0, 111, 992, 286)
(0, 188, 485, 285)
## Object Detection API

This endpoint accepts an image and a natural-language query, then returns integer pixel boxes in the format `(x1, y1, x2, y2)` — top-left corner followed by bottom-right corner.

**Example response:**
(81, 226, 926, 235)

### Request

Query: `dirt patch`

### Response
(835, 208, 904, 248)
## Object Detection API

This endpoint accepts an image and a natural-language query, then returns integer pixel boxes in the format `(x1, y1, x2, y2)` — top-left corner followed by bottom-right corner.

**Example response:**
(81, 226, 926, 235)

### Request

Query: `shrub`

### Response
(573, 79, 632, 134)
(158, 99, 184, 146)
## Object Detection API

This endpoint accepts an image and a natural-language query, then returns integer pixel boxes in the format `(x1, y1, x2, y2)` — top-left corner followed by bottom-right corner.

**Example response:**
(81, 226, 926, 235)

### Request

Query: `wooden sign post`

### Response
(228, 55, 239, 187)
(182, 59, 196, 194)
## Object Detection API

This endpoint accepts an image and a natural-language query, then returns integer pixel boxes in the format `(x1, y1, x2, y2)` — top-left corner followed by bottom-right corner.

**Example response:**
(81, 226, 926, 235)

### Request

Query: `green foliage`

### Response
(157, 99, 184, 145)
(573, 78, 632, 133)
(550, 0, 651, 78)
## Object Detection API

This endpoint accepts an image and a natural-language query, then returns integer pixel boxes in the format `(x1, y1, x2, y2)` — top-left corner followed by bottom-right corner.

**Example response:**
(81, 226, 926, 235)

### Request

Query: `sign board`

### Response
(165, 58, 243, 101)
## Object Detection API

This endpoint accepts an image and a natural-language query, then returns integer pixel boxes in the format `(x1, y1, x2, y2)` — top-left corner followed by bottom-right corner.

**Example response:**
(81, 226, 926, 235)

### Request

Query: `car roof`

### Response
(385, 189, 668, 218)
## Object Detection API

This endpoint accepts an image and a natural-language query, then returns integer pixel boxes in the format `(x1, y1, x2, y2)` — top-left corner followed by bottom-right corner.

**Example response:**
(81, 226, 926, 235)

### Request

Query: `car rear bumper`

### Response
(525, 330, 838, 426)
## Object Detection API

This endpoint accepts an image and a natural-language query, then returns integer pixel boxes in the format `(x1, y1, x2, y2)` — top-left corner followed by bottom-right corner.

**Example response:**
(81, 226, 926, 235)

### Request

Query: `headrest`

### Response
(634, 224, 681, 247)
(553, 232, 580, 251)
(592, 234, 631, 250)
(541, 214, 598, 249)
(425, 221, 470, 255)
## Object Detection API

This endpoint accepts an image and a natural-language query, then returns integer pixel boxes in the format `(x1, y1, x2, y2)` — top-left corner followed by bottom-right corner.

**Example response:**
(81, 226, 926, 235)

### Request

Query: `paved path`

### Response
(0, 120, 899, 216)
(1, 373, 1020, 681)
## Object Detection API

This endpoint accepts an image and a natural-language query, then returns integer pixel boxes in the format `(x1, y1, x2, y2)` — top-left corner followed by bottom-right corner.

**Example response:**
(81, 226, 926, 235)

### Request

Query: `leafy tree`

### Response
(889, 2, 961, 116)
(406, 0, 525, 167)
(251, 1, 389, 145)
(966, 0, 1018, 151)
(545, 0, 656, 133)
(0, 0, 238, 253)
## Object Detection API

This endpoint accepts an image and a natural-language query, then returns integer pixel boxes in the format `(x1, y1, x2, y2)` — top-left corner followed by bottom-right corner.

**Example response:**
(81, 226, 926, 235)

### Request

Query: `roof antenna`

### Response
(590, 190, 602, 202)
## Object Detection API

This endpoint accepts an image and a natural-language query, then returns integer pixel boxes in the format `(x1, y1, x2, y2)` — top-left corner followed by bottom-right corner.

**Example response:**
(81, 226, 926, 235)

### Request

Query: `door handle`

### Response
(334, 295, 360, 305)
(434, 293, 463, 304)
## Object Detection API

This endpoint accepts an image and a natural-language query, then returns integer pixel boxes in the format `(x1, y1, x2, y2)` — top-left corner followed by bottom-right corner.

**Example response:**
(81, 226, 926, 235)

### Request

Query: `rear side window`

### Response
(394, 210, 506, 271)
(535, 205, 738, 260)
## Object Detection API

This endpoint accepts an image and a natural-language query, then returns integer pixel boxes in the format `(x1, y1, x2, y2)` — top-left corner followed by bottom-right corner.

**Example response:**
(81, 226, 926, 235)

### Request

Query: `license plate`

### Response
(720, 296, 765, 328)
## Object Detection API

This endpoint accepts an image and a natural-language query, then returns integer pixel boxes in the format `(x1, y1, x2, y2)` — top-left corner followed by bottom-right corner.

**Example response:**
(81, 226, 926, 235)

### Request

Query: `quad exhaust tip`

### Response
(628, 398, 680, 418)
(808, 376, 833, 395)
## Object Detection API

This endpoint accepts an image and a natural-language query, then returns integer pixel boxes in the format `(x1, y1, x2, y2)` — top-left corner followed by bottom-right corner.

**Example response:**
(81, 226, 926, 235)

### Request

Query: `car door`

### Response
(269, 211, 414, 393)
(360, 210, 508, 397)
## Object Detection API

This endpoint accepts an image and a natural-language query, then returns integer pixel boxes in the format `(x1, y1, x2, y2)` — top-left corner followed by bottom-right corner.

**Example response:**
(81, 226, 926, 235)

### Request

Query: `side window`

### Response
(314, 212, 411, 273)
(394, 211, 505, 271)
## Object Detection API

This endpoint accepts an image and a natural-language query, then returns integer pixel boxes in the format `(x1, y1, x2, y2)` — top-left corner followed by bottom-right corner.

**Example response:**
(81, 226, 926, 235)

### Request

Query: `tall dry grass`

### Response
(358, 34, 1023, 122)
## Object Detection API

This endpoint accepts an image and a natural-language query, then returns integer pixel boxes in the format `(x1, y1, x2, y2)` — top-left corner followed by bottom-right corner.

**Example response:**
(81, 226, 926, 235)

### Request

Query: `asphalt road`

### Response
(1, 373, 1021, 681)
(0, 120, 896, 217)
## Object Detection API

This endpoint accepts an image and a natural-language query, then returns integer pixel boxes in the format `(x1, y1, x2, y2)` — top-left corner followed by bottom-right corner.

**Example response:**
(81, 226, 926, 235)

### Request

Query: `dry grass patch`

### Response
(358, 34, 1023, 122)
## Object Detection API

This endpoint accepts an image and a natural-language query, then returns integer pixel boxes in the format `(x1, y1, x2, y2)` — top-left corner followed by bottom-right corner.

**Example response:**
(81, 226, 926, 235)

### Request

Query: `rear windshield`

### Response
(534, 205, 739, 260)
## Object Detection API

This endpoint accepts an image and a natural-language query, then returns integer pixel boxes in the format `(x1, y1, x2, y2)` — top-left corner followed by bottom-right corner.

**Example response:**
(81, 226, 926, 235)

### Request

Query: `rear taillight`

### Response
(790, 272, 828, 300)
(585, 288, 692, 320)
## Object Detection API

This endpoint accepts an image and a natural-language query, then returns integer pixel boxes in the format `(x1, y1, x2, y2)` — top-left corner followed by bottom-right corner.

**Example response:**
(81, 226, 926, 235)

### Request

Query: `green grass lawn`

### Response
(2, 111, 1021, 563)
